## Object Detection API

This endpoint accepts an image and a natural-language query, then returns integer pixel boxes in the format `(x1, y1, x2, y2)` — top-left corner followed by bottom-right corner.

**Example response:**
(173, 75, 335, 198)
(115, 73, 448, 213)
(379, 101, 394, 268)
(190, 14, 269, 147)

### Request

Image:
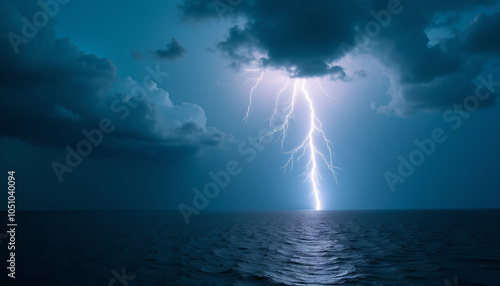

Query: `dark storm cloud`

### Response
(362, 1, 498, 85)
(0, 0, 227, 161)
(179, 0, 500, 114)
(155, 38, 186, 61)
(459, 13, 500, 54)
(213, 0, 367, 78)
(367, 2, 500, 115)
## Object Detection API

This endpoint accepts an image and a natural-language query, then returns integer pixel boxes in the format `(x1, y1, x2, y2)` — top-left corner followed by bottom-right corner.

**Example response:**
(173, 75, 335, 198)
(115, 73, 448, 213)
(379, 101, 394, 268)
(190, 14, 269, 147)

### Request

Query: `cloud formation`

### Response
(367, 3, 500, 115)
(0, 1, 226, 161)
(179, 0, 500, 115)
(214, 0, 365, 79)
(155, 38, 186, 61)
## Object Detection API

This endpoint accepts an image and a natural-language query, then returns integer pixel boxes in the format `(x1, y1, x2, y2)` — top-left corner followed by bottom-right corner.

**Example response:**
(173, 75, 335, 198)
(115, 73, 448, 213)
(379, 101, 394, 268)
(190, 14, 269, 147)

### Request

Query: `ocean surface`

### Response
(1, 210, 499, 285)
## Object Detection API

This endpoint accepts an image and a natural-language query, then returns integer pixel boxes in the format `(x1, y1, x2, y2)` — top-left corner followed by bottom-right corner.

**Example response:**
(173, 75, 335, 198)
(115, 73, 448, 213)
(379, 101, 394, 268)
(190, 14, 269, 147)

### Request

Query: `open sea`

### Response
(1, 210, 499, 285)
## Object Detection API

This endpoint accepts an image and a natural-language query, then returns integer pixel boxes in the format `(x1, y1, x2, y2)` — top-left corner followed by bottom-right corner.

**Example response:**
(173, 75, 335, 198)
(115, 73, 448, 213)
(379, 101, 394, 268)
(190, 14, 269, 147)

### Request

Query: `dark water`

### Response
(1, 210, 499, 285)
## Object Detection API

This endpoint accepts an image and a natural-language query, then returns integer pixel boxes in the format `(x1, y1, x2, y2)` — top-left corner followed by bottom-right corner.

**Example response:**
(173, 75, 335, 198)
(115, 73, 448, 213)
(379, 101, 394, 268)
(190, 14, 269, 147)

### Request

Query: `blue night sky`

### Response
(1, 0, 499, 214)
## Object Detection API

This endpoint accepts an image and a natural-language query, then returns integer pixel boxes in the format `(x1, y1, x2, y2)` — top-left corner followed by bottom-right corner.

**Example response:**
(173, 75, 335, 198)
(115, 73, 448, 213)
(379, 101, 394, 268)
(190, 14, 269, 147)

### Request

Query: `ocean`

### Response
(1, 210, 499, 285)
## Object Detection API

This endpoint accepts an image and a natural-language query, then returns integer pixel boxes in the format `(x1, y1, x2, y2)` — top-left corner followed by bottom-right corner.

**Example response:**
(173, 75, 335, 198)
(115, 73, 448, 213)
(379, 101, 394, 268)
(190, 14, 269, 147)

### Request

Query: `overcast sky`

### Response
(1, 0, 499, 216)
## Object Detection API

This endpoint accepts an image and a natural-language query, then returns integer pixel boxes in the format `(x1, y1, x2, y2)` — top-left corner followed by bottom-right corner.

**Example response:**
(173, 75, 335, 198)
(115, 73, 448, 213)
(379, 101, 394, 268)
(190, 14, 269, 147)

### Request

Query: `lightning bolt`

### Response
(244, 73, 339, 210)
(316, 78, 337, 101)
(242, 69, 266, 123)
(301, 79, 336, 210)
(266, 78, 298, 150)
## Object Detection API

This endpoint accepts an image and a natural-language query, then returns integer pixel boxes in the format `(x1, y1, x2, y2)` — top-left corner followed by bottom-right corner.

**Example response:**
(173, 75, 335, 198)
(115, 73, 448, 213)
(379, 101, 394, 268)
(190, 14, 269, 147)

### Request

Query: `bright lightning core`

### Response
(244, 70, 339, 211)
